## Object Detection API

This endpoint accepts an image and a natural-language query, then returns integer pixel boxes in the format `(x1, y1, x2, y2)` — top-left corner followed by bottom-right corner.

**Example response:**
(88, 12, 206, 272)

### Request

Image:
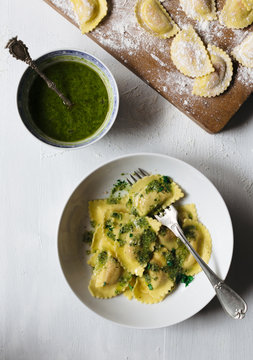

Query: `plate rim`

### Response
(57, 152, 234, 329)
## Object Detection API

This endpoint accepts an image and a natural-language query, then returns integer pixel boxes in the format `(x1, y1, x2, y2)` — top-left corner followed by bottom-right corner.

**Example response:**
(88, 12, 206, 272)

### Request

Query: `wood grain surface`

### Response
(43, 0, 252, 133)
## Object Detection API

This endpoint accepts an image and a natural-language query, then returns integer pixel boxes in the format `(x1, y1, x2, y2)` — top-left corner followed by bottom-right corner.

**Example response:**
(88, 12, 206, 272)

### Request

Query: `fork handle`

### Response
(172, 224, 247, 319)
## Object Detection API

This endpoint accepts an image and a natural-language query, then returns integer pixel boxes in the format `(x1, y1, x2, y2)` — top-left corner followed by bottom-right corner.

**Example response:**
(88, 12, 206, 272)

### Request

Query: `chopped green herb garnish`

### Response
(98, 251, 108, 266)
(148, 284, 153, 290)
(137, 228, 157, 264)
(107, 179, 129, 204)
(144, 272, 151, 284)
(116, 238, 126, 246)
(104, 220, 115, 240)
(176, 274, 194, 286)
(111, 212, 122, 220)
(120, 222, 134, 234)
(115, 289, 120, 295)
(131, 207, 139, 216)
(136, 217, 148, 228)
(150, 263, 160, 272)
(145, 176, 172, 194)
(90, 220, 96, 228)
(103, 281, 107, 287)
(111, 179, 128, 194)
(128, 284, 133, 291)
(129, 233, 133, 237)
(83, 231, 93, 243)
(159, 226, 167, 236)
(183, 225, 196, 239)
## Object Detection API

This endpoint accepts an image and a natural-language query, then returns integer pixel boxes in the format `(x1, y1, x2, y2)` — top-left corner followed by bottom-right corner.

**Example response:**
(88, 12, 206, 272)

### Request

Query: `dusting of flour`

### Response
(49, 0, 252, 109)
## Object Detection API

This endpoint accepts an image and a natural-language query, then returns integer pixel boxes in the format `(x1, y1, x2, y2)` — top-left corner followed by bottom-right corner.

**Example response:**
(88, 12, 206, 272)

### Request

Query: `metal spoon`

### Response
(6, 36, 73, 108)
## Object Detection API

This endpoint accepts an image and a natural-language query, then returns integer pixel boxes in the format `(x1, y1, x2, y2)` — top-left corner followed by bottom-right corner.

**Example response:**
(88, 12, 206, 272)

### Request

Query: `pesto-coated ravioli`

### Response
(105, 212, 161, 276)
(135, 0, 179, 38)
(70, 0, 108, 34)
(128, 175, 183, 216)
(88, 250, 132, 298)
(171, 26, 214, 77)
(85, 174, 212, 304)
(133, 248, 174, 303)
(179, 0, 217, 21)
(89, 198, 127, 227)
(181, 220, 212, 276)
(219, 0, 253, 29)
(193, 45, 233, 97)
(232, 32, 253, 68)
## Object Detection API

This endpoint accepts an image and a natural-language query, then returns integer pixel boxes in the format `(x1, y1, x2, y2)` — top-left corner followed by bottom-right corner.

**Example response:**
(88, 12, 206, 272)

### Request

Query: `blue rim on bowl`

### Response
(17, 50, 119, 148)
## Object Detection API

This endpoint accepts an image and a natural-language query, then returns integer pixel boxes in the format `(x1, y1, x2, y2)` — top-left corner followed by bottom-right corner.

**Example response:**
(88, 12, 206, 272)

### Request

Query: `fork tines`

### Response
(127, 168, 150, 185)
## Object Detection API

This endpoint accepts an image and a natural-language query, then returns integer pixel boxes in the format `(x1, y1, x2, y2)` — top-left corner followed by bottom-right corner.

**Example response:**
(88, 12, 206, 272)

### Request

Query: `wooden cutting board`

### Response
(44, 0, 252, 133)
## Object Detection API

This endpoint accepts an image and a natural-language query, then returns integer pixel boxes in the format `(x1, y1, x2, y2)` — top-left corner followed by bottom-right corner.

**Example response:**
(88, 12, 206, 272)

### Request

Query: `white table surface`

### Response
(1, 1, 253, 359)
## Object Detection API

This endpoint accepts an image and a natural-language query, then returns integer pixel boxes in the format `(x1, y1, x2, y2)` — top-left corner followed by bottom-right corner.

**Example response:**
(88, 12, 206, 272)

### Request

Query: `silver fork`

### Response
(128, 169, 247, 320)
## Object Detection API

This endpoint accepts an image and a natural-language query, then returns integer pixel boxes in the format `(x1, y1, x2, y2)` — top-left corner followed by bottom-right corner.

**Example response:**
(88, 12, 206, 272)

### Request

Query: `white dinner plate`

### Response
(58, 153, 233, 329)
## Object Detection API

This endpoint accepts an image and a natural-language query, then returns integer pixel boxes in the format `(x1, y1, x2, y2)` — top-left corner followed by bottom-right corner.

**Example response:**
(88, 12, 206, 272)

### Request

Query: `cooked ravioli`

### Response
(89, 198, 127, 227)
(86, 174, 212, 303)
(128, 175, 183, 216)
(177, 204, 198, 223)
(70, 0, 108, 33)
(232, 32, 253, 68)
(88, 250, 132, 298)
(123, 276, 136, 300)
(179, 0, 216, 21)
(158, 226, 178, 250)
(135, 0, 179, 38)
(105, 212, 160, 276)
(219, 0, 253, 29)
(133, 249, 174, 303)
(193, 45, 233, 97)
(181, 220, 212, 276)
(171, 26, 214, 77)
(158, 204, 198, 249)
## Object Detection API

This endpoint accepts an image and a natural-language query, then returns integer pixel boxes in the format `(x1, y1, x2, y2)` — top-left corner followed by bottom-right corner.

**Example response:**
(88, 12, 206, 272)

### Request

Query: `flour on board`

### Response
(50, 0, 252, 91)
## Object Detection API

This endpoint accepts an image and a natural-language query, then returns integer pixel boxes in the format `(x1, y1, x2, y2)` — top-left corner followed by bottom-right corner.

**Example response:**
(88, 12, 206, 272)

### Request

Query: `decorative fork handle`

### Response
(171, 223, 247, 319)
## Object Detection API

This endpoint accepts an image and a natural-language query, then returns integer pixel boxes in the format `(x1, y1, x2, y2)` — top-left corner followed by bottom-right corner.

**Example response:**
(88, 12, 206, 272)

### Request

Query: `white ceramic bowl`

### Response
(17, 50, 119, 148)
(58, 153, 233, 328)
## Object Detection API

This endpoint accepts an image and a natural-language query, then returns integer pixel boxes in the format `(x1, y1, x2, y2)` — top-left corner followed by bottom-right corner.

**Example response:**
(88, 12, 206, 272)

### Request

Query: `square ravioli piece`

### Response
(104, 212, 161, 276)
(128, 174, 184, 216)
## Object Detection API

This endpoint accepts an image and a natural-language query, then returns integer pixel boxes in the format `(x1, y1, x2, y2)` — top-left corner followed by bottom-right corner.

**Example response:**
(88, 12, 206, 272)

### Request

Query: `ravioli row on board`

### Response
(70, 0, 253, 33)
(69, 0, 253, 99)
(84, 175, 212, 304)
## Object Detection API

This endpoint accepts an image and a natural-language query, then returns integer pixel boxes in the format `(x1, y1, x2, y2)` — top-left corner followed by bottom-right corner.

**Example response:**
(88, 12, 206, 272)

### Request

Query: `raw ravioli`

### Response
(193, 45, 233, 97)
(232, 32, 253, 68)
(179, 0, 216, 21)
(219, 0, 253, 29)
(135, 0, 179, 38)
(70, 0, 108, 33)
(171, 26, 214, 77)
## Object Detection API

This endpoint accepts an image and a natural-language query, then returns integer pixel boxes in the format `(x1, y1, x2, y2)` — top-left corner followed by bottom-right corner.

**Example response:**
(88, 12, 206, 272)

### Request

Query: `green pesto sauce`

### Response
(28, 61, 109, 142)
(107, 180, 129, 204)
(98, 251, 108, 266)
(145, 176, 172, 194)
